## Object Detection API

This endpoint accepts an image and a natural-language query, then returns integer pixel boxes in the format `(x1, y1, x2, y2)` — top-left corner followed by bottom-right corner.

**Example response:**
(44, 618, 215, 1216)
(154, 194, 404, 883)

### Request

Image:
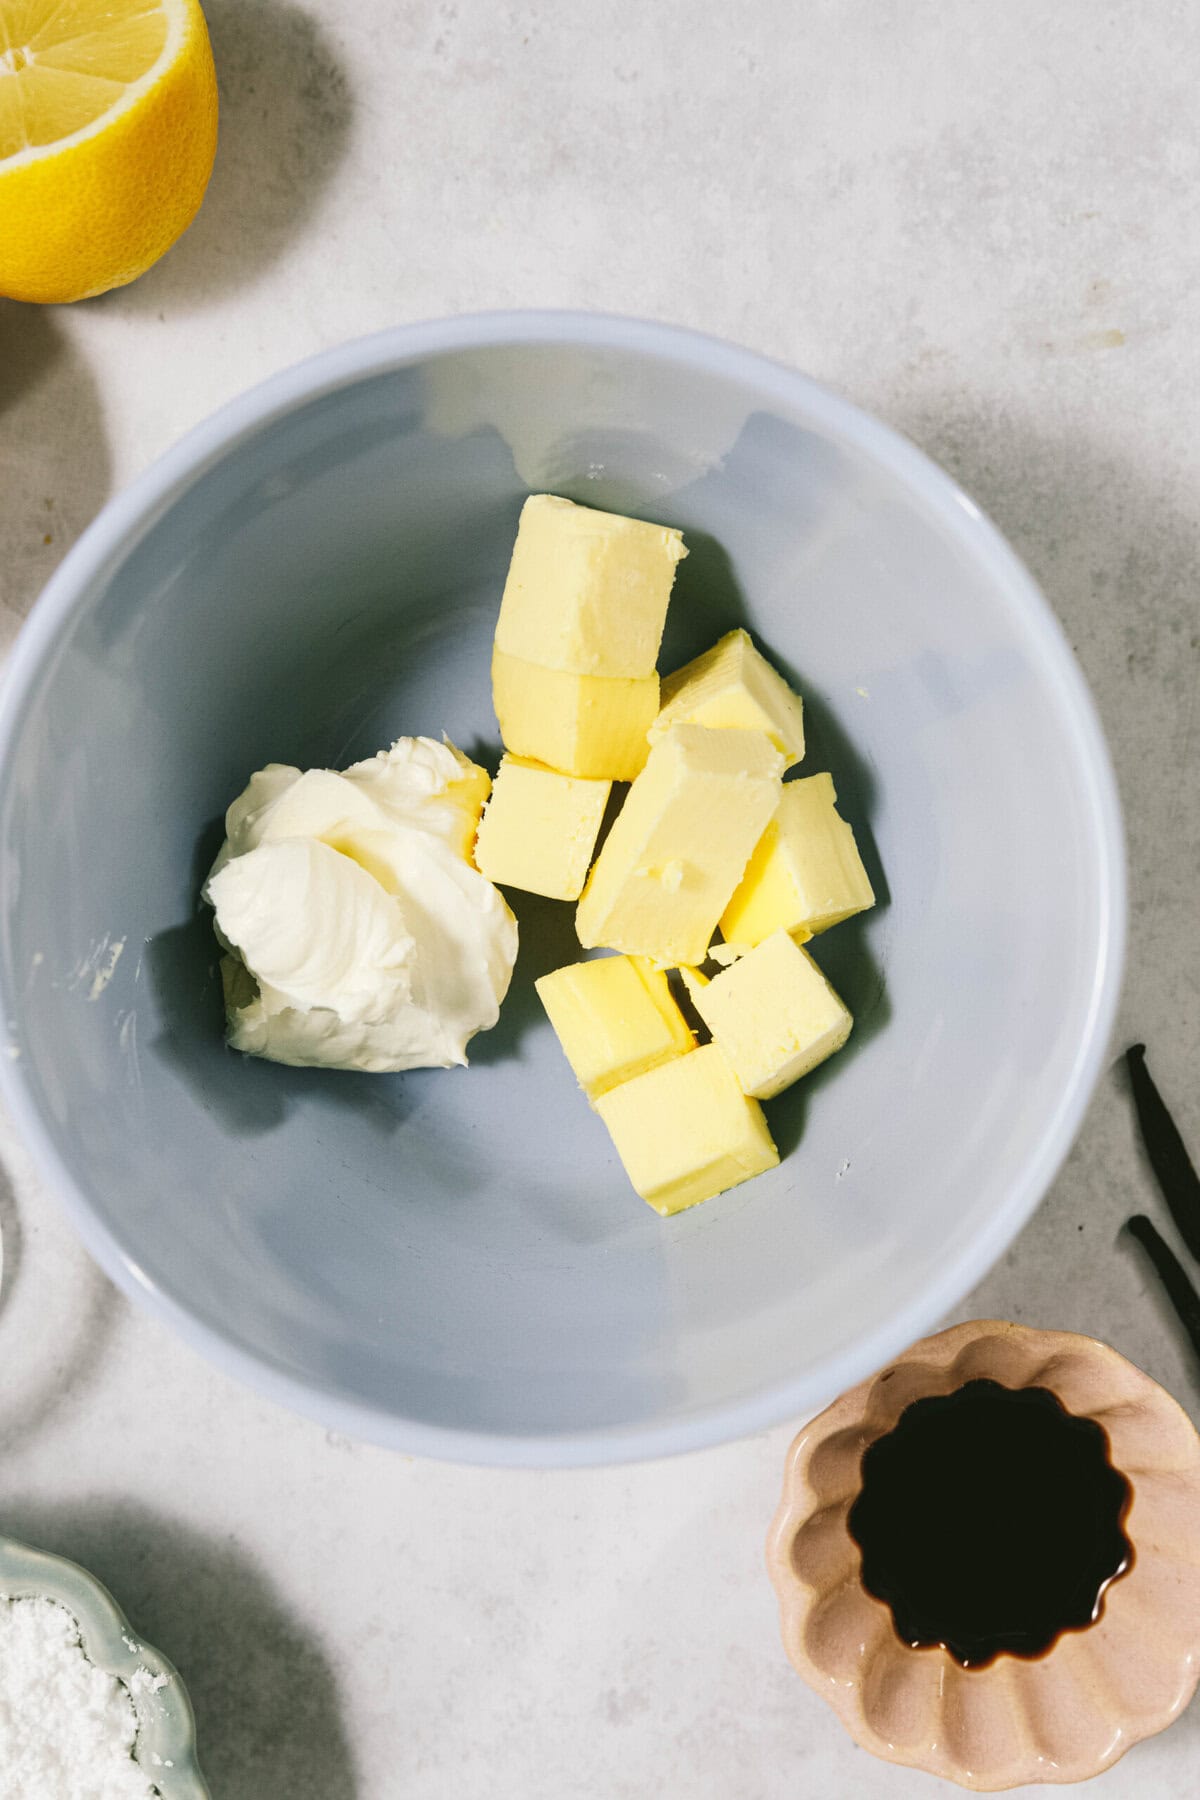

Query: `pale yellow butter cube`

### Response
(536, 954, 694, 1102)
(445, 760, 494, 863)
(721, 772, 875, 946)
(576, 724, 785, 967)
(495, 494, 687, 678)
(491, 649, 657, 781)
(676, 964, 712, 1007)
(595, 1043, 779, 1215)
(474, 755, 610, 901)
(650, 629, 805, 766)
(685, 929, 851, 1099)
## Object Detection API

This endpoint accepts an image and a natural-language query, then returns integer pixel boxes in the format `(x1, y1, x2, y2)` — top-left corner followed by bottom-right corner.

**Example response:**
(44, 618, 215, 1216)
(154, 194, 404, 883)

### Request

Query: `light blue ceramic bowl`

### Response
(0, 314, 1124, 1465)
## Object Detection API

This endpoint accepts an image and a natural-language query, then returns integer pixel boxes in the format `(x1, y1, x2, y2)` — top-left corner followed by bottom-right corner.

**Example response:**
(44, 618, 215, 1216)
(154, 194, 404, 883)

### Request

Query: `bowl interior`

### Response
(0, 325, 1121, 1459)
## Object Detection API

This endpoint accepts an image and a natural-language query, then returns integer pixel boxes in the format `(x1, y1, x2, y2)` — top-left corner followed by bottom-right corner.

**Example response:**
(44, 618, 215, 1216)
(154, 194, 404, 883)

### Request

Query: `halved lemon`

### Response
(0, 0, 218, 304)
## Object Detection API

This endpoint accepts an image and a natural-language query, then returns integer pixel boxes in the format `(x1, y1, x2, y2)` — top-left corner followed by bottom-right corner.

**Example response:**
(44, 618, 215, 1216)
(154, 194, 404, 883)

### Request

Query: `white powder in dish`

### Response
(0, 1596, 162, 1799)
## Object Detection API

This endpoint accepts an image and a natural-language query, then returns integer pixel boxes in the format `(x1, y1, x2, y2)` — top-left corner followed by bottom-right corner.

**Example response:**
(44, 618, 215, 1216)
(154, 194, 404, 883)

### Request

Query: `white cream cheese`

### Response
(204, 737, 517, 1072)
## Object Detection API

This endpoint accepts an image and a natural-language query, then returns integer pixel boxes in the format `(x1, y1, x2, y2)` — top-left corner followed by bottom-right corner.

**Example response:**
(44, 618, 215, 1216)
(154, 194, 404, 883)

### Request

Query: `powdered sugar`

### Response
(0, 1596, 161, 1799)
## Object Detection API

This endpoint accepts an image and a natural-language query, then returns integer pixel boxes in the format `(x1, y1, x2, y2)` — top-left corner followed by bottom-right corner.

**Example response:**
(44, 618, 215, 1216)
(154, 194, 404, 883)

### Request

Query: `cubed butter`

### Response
(721, 772, 875, 946)
(595, 1043, 779, 1215)
(685, 929, 852, 1099)
(650, 629, 806, 766)
(474, 755, 610, 901)
(491, 649, 657, 781)
(535, 954, 694, 1102)
(495, 493, 687, 678)
(677, 964, 711, 1005)
(577, 724, 785, 967)
(447, 759, 494, 864)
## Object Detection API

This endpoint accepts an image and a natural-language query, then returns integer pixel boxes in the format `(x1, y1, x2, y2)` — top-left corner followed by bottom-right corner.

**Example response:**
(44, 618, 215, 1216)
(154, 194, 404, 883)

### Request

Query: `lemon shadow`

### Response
(0, 304, 112, 626)
(108, 0, 354, 311)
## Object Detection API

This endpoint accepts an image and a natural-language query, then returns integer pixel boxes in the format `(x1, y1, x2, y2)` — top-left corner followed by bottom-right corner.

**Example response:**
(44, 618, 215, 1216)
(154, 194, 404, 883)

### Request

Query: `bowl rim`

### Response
(0, 1532, 209, 1797)
(0, 309, 1127, 1467)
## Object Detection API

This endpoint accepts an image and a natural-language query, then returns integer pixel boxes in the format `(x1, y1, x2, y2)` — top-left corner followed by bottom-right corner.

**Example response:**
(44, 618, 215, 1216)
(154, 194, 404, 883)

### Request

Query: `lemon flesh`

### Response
(0, 0, 218, 302)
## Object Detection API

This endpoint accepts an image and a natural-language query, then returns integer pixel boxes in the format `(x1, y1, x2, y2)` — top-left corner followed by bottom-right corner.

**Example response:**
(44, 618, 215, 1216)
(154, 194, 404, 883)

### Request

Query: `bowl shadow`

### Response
(0, 1162, 22, 1313)
(0, 1198, 122, 1457)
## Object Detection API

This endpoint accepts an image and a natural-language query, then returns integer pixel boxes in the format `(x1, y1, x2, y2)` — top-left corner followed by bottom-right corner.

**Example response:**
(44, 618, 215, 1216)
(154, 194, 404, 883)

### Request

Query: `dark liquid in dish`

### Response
(847, 1379, 1133, 1669)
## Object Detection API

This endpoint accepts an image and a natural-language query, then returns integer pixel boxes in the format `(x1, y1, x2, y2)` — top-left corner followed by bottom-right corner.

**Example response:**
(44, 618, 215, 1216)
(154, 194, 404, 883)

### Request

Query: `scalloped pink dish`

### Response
(767, 1320, 1200, 1790)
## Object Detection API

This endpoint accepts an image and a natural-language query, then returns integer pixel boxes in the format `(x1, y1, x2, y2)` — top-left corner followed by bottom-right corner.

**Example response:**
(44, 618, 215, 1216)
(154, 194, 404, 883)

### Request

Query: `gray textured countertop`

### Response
(2, 3, 1199, 1794)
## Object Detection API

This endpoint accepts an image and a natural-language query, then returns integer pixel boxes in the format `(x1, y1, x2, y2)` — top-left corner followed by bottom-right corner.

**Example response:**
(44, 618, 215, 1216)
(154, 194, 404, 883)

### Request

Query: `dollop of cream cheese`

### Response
(204, 737, 517, 1072)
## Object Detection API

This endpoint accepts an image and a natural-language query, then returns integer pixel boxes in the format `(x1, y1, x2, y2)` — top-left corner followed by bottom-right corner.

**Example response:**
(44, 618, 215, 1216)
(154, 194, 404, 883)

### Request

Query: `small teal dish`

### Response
(0, 1534, 208, 1797)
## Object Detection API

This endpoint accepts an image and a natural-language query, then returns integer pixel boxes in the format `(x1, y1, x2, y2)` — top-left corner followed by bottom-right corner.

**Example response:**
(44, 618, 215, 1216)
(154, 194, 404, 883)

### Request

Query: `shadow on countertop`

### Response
(0, 1171, 123, 1458)
(0, 305, 112, 623)
(0, 1500, 359, 1800)
(107, 0, 354, 312)
(0, 1163, 22, 1317)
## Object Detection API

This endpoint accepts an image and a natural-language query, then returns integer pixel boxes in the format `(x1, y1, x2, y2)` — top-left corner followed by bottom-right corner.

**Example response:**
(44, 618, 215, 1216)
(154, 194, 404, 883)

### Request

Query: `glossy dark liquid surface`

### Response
(847, 1379, 1133, 1668)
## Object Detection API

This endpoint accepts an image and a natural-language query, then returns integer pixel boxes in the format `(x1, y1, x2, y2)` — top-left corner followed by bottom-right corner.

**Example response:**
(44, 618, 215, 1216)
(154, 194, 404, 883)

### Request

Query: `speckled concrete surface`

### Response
(2, 3, 1199, 1795)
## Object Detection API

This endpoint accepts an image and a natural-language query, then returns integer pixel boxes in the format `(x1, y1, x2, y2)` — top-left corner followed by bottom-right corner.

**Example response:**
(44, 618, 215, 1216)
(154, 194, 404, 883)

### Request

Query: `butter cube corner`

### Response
(651, 628, 806, 766)
(721, 772, 875, 946)
(689, 929, 852, 1099)
(535, 953, 694, 1102)
(595, 1042, 779, 1214)
(475, 755, 610, 902)
(676, 963, 710, 1009)
(495, 493, 686, 678)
